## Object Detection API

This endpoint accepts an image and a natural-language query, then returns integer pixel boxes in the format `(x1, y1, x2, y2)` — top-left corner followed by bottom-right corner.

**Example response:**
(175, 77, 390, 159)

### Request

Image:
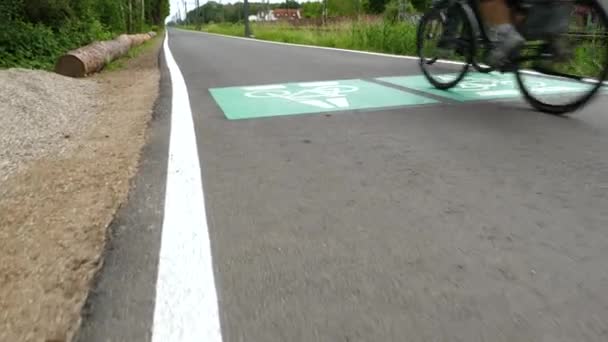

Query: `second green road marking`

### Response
(209, 79, 437, 120)
(378, 72, 592, 102)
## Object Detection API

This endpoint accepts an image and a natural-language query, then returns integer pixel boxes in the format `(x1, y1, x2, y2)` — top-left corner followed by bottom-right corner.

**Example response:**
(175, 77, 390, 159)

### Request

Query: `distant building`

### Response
(272, 8, 301, 20)
(254, 9, 301, 21)
(254, 10, 276, 21)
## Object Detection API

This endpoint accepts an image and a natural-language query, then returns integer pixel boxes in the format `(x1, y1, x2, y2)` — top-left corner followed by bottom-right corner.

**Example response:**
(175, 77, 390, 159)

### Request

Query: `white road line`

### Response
(243, 84, 286, 90)
(176, 28, 466, 66)
(298, 81, 340, 87)
(152, 33, 223, 342)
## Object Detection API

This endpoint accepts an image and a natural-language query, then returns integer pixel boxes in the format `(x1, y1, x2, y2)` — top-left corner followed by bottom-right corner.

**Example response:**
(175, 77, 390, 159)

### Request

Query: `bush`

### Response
(0, 18, 114, 70)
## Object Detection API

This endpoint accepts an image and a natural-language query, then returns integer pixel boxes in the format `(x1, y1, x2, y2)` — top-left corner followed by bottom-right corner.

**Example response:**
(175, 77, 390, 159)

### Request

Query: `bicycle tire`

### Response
(417, 6, 473, 90)
(515, 0, 608, 115)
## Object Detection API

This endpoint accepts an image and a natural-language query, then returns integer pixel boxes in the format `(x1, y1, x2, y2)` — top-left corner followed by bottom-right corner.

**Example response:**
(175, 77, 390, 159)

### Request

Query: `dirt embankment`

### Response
(0, 35, 163, 342)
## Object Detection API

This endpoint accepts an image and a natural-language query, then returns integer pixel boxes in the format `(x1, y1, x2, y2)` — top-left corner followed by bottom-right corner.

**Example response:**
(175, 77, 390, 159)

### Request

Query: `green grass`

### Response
(105, 30, 164, 71)
(181, 21, 419, 56)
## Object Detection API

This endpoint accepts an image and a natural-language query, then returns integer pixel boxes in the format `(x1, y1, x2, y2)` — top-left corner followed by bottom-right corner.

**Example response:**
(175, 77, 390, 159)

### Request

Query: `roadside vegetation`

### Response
(0, 0, 170, 70)
(185, 21, 419, 56)
(175, 0, 425, 56)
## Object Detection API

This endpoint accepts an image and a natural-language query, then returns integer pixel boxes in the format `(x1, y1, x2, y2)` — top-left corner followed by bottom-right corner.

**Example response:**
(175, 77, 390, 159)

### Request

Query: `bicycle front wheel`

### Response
(417, 5, 474, 89)
(515, 0, 608, 114)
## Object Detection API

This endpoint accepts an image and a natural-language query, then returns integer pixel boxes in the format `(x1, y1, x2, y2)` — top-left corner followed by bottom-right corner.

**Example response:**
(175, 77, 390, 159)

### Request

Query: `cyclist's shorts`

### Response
(519, 0, 572, 39)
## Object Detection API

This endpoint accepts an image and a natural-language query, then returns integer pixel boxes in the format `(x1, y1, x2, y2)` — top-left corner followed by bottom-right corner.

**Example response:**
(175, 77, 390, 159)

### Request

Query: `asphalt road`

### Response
(79, 28, 608, 342)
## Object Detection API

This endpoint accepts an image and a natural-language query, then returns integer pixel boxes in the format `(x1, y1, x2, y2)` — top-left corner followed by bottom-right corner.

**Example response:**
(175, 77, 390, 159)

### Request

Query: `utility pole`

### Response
(220, 0, 224, 22)
(195, 0, 201, 30)
(203, 0, 206, 28)
(183, 0, 188, 25)
(244, 0, 252, 37)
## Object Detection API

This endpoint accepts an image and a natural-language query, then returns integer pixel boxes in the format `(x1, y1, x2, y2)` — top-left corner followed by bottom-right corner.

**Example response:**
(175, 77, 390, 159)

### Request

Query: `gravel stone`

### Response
(0, 69, 99, 183)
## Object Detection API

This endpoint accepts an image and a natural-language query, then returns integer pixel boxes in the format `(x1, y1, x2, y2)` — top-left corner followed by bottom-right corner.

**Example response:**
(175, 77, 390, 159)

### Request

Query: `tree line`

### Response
(1, 0, 170, 33)
(175, 0, 431, 25)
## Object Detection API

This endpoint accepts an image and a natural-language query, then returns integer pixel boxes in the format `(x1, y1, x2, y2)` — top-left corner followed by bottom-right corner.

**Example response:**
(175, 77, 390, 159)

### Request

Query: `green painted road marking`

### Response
(209, 79, 437, 120)
(377, 72, 591, 102)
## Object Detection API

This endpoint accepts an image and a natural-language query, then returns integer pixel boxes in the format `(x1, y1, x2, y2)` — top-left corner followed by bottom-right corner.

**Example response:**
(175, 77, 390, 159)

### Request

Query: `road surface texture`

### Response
(79, 28, 608, 342)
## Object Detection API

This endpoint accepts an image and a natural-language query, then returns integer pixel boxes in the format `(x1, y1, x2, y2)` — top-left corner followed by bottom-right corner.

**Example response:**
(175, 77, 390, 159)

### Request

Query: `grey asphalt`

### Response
(79, 28, 608, 341)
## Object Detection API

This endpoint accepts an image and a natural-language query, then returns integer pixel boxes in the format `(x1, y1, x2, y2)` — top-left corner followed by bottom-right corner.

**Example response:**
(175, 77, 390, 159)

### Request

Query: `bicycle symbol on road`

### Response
(244, 81, 359, 109)
(436, 75, 547, 94)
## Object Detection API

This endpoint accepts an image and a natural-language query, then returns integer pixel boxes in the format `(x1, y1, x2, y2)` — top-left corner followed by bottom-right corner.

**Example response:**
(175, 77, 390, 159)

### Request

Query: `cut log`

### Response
(55, 32, 156, 78)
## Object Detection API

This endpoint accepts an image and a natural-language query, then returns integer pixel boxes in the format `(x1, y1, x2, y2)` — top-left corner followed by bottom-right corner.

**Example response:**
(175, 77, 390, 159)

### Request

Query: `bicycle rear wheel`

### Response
(515, 0, 608, 114)
(417, 5, 474, 89)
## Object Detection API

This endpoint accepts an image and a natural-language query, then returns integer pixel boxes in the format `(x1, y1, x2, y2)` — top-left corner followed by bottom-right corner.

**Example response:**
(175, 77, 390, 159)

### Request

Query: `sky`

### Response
(168, 0, 321, 22)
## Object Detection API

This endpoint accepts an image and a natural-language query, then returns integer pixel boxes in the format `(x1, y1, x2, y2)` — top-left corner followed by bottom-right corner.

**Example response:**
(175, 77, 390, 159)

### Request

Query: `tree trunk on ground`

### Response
(54, 32, 156, 78)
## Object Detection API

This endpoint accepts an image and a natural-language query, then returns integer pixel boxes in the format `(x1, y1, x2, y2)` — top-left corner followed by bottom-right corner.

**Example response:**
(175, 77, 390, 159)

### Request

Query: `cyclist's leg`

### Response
(479, 0, 525, 67)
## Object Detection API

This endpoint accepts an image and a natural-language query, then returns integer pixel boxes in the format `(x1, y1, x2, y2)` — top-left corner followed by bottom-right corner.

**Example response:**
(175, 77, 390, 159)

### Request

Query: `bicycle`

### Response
(417, 0, 608, 114)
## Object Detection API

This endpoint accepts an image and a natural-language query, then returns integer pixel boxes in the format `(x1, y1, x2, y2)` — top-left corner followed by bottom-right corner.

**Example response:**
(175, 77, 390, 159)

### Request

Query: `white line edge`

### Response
(152, 32, 223, 342)
(298, 81, 340, 87)
(243, 84, 286, 90)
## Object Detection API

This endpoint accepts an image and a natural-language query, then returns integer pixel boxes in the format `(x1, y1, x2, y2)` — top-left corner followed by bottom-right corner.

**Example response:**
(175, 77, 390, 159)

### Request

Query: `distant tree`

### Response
(327, 0, 358, 16)
(276, 0, 301, 9)
(301, 1, 322, 18)
(365, 0, 390, 14)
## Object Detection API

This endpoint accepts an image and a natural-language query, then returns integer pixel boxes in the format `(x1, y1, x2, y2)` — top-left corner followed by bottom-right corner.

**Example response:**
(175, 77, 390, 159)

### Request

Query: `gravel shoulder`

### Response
(0, 35, 163, 342)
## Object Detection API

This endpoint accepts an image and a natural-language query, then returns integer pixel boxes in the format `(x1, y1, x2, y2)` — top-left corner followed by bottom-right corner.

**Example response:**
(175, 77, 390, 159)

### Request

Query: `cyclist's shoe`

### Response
(486, 24, 525, 69)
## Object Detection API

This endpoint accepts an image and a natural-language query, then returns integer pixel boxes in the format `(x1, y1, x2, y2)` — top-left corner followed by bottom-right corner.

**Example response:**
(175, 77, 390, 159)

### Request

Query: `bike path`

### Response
(167, 28, 608, 342)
